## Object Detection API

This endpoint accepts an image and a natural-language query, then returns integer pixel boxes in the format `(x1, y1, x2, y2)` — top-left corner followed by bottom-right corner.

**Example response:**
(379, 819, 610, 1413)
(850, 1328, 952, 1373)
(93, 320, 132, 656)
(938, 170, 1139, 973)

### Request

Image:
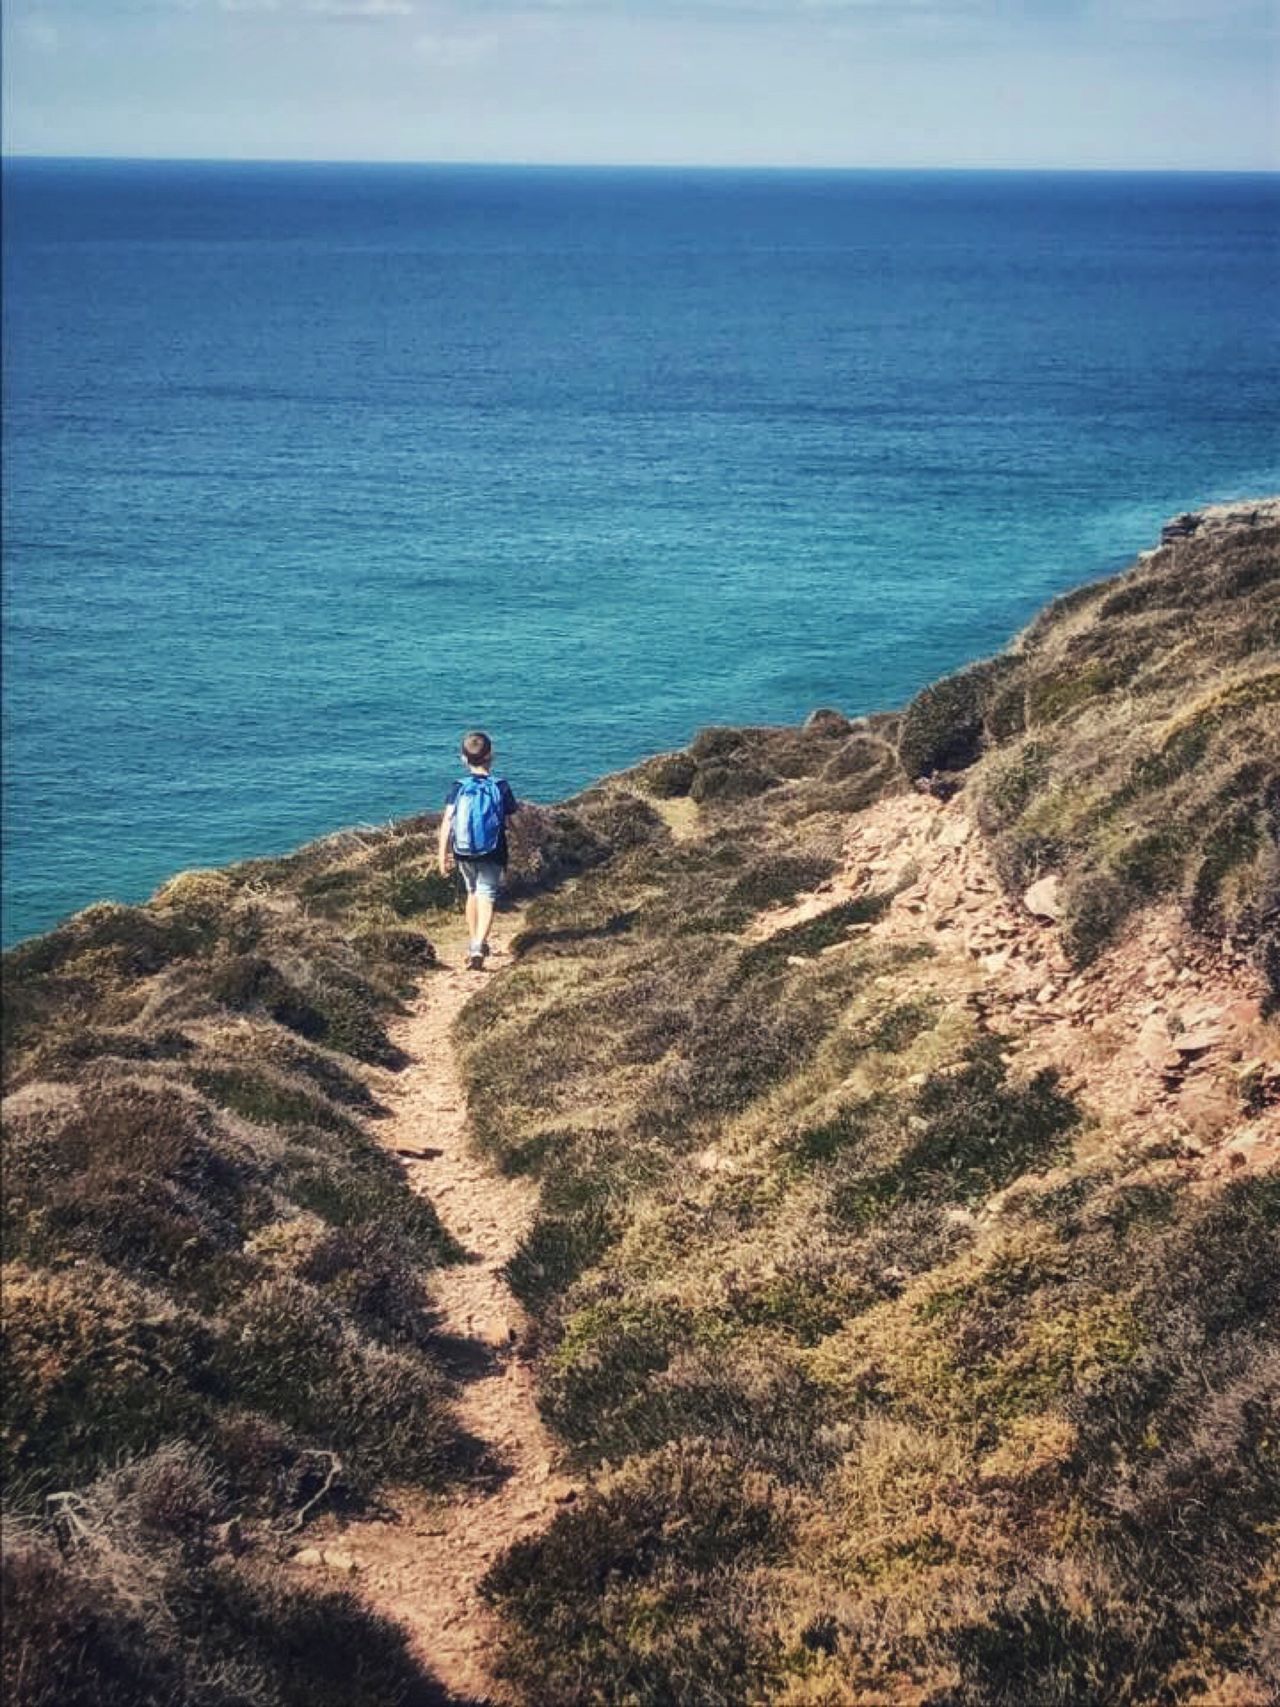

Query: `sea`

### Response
(3, 161, 1278, 946)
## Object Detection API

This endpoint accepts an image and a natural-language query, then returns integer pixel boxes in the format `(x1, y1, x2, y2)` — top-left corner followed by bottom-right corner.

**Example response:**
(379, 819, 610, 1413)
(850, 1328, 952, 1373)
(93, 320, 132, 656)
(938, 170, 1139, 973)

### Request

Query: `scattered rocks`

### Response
(292, 1543, 363, 1572)
(754, 790, 1276, 1199)
(1178, 1080, 1236, 1133)
(936, 816, 972, 849)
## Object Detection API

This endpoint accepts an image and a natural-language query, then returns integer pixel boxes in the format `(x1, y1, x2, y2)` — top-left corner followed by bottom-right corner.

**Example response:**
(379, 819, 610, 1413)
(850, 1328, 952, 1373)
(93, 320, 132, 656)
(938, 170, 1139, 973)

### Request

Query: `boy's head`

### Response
(460, 729, 493, 771)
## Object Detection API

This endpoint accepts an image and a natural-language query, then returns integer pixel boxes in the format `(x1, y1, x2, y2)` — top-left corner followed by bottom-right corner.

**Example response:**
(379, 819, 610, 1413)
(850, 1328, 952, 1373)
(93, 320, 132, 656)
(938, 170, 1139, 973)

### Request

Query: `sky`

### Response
(2, 0, 1278, 170)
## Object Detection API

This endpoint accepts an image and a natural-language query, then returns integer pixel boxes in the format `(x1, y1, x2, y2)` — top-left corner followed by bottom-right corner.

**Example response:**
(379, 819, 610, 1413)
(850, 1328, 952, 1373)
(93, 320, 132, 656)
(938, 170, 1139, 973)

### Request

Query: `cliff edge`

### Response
(3, 502, 1277, 1707)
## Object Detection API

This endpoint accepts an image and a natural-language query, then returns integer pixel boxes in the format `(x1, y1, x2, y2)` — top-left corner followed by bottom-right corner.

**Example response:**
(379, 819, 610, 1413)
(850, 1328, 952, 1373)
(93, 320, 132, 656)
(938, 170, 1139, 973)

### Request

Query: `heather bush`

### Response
(212, 1277, 459, 1488)
(898, 657, 1017, 780)
(1, 1262, 211, 1488)
(5, 509, 1277, 1702)
(194, 1064, 361, 1135)
(484, 1443, 790, 1706)
(721, 852, 838, 914)
(633, 749, 698, 797)
(2, 1443, 450, 1706)
(197, 1021, 383, 1112)
(690, 757, 778, 804)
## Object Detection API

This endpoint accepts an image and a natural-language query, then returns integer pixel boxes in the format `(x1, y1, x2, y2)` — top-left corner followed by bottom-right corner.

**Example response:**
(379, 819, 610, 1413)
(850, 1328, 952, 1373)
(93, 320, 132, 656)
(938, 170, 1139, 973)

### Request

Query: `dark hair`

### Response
(461, 730, 492, 766)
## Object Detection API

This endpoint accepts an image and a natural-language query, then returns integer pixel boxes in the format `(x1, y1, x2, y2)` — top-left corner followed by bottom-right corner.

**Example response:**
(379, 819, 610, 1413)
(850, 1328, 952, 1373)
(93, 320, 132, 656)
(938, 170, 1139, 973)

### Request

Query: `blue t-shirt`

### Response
(445, 775, 519, 864)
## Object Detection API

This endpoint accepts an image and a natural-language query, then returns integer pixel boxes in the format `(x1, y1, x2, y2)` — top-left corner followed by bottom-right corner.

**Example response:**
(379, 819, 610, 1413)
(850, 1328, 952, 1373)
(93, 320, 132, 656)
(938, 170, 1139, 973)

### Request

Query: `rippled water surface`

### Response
(4, 162, 1278, 942)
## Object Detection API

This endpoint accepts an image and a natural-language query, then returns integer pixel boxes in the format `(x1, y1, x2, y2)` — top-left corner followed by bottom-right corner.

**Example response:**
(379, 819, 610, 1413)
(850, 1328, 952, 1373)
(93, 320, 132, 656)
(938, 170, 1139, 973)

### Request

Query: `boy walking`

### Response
(438, 730, 520, 971)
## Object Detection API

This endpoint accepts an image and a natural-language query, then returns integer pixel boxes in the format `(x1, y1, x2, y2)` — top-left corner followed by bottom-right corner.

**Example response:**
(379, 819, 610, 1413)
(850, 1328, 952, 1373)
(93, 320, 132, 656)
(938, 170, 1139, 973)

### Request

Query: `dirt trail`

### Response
(302, 912, 571, 1705)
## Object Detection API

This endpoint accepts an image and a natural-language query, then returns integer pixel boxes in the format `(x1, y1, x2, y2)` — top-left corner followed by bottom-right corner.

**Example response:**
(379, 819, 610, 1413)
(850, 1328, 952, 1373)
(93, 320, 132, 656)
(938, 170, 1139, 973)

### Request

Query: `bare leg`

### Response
(474, 893, 496, 950)
(465, 892, 478, 945)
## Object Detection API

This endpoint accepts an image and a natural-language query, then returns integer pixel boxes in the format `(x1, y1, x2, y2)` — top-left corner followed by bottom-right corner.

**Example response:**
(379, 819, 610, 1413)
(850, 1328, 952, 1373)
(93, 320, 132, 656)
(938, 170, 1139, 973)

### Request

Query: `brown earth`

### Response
(755, 789, 1279, 1182)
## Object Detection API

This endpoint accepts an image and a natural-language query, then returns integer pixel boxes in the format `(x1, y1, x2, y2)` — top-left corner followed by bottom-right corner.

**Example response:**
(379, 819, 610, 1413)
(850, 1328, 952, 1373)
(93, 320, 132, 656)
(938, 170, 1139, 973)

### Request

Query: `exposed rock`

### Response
(1160, 497, 1280, 544)
(1137, 1013, 1170, 1067)
(804, 707, 852, 735)
(1160, 512, 1202, 543)
(1224, 997, 1263, 1030)
(1173, 1025, 1227, 1054)
(1023, 875, 1063, 922)
(1178, 1081, 1236, 1132)
(936, 816, 973, 849)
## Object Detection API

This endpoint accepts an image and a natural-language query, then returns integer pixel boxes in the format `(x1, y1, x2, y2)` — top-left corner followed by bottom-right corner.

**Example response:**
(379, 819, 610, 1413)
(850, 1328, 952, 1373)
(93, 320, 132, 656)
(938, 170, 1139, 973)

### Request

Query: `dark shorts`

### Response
(455, 856, 503, 902)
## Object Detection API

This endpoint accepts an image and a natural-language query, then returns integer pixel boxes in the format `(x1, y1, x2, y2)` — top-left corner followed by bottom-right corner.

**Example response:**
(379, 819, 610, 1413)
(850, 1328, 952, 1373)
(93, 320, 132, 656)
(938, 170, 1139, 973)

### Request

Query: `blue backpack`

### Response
(452, 775, 505, 858)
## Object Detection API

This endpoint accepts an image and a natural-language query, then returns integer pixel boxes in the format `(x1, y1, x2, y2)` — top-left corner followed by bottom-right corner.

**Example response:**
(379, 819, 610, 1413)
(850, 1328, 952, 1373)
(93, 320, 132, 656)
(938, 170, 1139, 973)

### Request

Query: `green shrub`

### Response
(172, 1563, 449, 1706)
(1, 1536, 178, 1707)
(483, 1444, 788, 1707)
(195, 1066, 359, 1135)
(898, 658, 1014, 779)
(350, 925, 437, 973)
(638, 751, 698, 797)
(299, 1224, 438, 1350)
(690, 760, 777, 804)
(380, 868, 456, 917)
(212, 1278, 459, 1488)
(2, 1494, 449, 1707)
(281, 1141, 453, 1261)
(1, 1262, 210, 1488)
(24, 1025, 196, 1080)
(821, 733, 895, 782)
(2, 1078, 262, 1288)
(689, 727, 748, 762)
(506, 1206, 620, 1315)
(888, 1041, 1078, 1209)
(737, 892, 894, 976)
(722, 853, 837, 914)
(948, 1587, 1135, 1707)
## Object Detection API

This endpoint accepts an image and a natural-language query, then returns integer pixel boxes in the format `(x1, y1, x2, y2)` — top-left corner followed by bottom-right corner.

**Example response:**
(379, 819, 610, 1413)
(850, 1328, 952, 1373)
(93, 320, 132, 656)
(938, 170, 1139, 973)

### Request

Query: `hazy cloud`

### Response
(306, 0, 414, 17)
(16, 13, 62, 49)
(414, 27, 498, 63)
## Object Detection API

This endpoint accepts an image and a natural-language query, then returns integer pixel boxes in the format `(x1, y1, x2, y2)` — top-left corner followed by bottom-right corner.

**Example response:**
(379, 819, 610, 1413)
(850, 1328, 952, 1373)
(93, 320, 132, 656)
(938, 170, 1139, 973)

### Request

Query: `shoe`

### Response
(466, 942, 484, 971)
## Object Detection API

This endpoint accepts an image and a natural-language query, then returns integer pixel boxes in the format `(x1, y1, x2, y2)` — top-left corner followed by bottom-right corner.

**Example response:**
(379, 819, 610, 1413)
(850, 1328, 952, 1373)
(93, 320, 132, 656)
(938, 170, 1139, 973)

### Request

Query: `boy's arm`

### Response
(501, 780, 520, 816)
(438, 807, 454, 875)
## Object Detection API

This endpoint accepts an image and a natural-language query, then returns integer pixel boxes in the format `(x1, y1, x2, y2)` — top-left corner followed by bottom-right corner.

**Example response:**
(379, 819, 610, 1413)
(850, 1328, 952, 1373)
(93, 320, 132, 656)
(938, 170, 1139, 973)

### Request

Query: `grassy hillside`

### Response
(3, 502, 1277, 1705)
(1, 795, 642, 1705)
(462, 505, 1279, 1705)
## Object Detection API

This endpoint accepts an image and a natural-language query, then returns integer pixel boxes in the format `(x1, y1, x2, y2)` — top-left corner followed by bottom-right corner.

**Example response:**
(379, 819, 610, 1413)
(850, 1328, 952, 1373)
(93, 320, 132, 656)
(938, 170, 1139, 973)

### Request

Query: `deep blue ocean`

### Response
(3, 161, 1278, 945)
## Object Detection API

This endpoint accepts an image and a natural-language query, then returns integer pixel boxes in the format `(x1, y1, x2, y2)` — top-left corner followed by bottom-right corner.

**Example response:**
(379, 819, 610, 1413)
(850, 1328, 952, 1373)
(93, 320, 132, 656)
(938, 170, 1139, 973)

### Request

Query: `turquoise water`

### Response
(3, 162, 1278, 945)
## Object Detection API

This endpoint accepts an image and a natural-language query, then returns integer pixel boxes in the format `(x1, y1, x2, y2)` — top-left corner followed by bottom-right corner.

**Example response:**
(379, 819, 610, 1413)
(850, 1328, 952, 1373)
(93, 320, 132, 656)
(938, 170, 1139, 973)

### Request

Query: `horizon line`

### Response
(4, 151, 1279, 177)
